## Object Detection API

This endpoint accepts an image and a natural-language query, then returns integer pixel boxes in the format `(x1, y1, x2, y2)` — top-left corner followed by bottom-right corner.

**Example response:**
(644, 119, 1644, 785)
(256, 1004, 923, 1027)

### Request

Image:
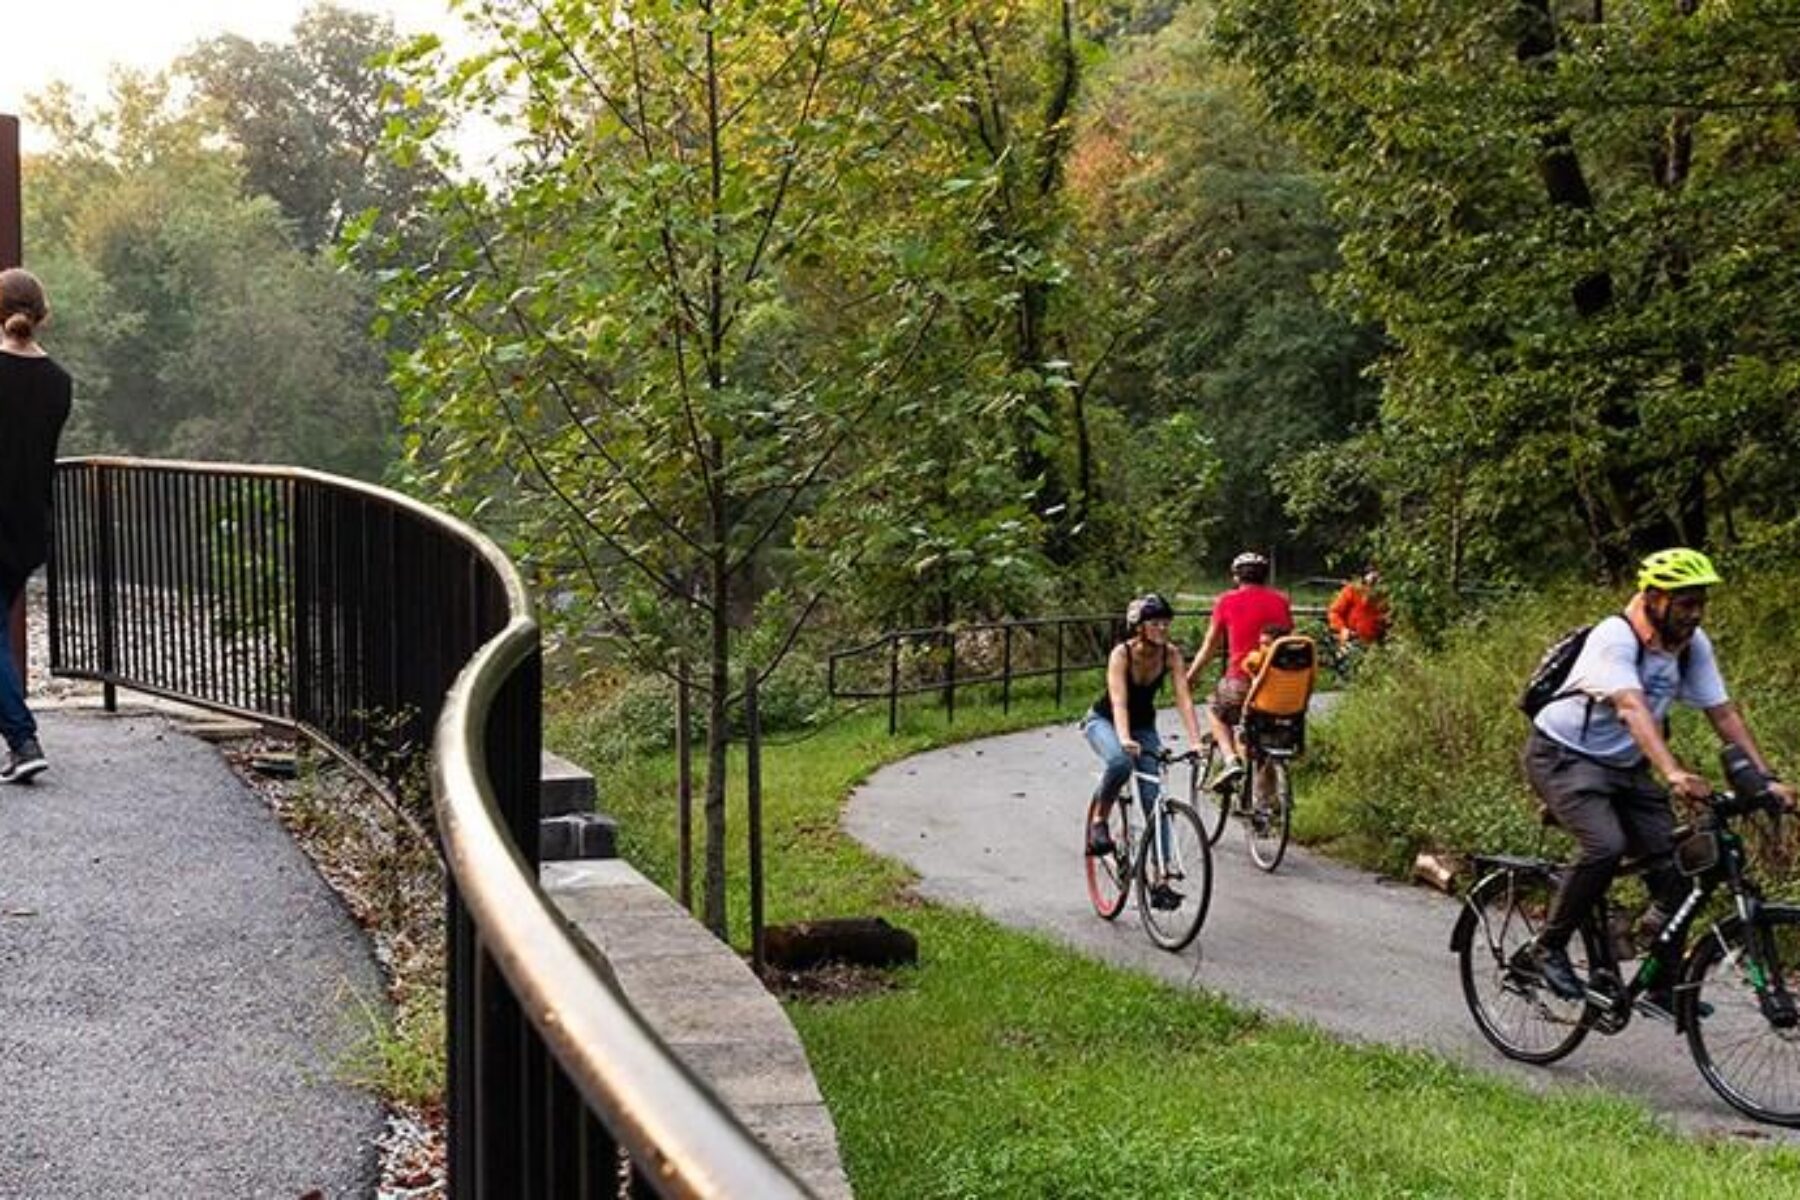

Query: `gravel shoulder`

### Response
(844, 712, 1798, 1143)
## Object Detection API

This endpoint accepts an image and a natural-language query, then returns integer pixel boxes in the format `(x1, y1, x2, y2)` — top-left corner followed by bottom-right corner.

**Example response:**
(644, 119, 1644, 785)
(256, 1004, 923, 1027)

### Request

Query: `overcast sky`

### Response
(2, 1, 474, 148)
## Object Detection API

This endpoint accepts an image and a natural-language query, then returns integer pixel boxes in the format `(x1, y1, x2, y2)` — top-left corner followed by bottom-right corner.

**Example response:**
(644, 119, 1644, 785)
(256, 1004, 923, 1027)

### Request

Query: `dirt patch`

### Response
(763, 961, 906, 1004)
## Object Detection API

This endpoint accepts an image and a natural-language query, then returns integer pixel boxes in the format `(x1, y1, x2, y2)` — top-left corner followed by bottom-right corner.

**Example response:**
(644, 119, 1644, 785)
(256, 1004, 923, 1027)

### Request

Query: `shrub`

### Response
(559, 654, 832, 764)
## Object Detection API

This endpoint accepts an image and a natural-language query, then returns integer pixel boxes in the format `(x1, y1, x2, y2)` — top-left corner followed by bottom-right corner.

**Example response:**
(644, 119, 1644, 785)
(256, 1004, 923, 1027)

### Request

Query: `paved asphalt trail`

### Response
(845, 709, 1799, 1142)
(0, 710, 383, 1198)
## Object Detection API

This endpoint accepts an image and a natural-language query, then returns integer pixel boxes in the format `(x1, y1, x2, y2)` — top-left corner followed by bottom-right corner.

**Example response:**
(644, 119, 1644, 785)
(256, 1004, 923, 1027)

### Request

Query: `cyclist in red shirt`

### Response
(1186, 551, 1294, 792)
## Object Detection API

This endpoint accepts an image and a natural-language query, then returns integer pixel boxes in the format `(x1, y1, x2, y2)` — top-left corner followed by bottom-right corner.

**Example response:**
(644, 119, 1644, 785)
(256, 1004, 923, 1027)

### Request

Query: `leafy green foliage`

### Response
(181, 3, 437, 253)
(1216, 0, 1800, 594)
(1068, 4, 1380, 564)
(372, 0, 1073, 928)
(24, 78, 396, 477)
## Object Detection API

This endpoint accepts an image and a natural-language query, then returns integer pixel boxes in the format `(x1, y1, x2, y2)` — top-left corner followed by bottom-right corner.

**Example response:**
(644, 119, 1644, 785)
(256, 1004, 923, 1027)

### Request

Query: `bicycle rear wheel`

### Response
(1246, 758, 1292, 872)
(1455, 868, 1593, 1064)
(1135, 800, 1213, 952)
(1187, 739, 1228, 846)
(1084, 794, 1133, 920)
(1684, 904, 1800, 1127)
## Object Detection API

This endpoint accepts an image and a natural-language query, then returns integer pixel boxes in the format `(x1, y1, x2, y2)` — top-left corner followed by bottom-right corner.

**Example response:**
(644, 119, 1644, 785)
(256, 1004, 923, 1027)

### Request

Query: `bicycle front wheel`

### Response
(1246, 759, 1292, 872)
(1684, 904, 1800, 1127)
(1084, 794, 1133, 921)
(1188, 739, 1229, 846)
(1455, 868, 1593, 1064)
(1135, 800, 1213, 952)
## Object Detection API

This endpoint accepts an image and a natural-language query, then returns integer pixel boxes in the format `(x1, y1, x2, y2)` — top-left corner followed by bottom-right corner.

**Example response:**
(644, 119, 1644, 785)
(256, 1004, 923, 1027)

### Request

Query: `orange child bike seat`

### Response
(1244, 636, 1319, 718)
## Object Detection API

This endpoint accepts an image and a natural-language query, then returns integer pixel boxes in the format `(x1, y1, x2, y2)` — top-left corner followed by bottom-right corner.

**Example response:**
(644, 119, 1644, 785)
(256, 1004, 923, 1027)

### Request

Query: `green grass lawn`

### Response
(547, 675, 1800, 1198)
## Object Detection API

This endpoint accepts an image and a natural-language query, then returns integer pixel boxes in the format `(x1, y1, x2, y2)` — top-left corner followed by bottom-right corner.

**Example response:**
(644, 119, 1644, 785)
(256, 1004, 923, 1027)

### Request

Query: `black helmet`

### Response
(1126, 592, 1174, 631)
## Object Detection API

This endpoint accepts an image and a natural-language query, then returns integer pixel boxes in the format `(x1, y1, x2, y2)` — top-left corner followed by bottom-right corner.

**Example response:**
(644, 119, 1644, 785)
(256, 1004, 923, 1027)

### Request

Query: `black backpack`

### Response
(1518, 613, 1685, 725)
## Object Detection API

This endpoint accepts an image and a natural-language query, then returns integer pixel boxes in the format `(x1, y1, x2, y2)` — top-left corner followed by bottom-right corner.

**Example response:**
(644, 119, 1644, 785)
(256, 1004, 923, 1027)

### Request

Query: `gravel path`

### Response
(0, 710, 384, 1197)
(845, 713, 1800, 1142)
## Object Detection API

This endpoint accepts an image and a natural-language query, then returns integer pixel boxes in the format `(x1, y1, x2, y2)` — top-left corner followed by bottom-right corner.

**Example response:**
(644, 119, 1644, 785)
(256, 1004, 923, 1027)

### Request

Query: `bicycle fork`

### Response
(1728, 895, 1800, 1030)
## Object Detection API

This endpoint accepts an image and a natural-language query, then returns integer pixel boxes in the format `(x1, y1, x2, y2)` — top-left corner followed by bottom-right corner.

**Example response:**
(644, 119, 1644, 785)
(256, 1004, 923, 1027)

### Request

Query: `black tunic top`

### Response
(0, 351, 74, 586)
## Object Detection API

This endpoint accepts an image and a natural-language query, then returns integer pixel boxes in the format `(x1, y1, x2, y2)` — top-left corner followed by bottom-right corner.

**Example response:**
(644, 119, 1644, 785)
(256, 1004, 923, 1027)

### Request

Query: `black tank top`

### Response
(1091, 646, 1167, 731)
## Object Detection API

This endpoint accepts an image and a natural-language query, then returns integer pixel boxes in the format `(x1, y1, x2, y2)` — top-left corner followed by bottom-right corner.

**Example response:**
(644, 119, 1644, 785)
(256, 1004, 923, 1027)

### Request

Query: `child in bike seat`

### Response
(1244, 627, 1317, 720)
(1241, 623, 1285, 685)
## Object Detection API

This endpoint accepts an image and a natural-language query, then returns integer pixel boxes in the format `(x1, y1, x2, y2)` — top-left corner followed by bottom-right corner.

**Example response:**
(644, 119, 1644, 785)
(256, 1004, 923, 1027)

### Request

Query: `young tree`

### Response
(377, 0, 1023, 934)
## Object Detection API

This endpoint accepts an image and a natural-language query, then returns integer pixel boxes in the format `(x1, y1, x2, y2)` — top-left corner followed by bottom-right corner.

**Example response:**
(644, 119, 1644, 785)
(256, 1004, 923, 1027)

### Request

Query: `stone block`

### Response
(540, 750, 597, 816)
(539, 812, 618, 861)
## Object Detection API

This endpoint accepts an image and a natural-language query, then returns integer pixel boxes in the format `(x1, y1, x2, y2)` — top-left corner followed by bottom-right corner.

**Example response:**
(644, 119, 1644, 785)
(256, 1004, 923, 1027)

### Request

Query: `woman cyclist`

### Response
(1082, 593, 1208, 864)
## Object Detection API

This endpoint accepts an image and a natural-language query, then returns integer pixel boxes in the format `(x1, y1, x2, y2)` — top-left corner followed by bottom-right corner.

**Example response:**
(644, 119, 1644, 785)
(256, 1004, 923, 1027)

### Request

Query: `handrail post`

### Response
(95, 465, 118, 712)
(887, 636, 899, 736)
(943, 628, 956, 725)
(1001, 624, 1013, 714)
(1054, 620, 1065, 707)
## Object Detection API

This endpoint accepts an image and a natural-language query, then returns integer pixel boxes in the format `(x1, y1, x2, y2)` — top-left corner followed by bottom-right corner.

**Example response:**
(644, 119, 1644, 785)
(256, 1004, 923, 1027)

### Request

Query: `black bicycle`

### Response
(1192, 715, 1299, 871)
(1452, 747, 1800, 1126)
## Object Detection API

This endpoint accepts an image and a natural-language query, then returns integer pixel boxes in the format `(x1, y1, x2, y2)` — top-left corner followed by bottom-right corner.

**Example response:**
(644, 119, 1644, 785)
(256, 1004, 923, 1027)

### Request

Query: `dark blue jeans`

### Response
(0, 572, 36, 750)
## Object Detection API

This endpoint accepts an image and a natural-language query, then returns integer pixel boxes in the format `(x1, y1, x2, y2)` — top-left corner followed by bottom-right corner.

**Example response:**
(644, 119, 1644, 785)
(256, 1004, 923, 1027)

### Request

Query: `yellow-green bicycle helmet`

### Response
(1637, 547, 1723, 592)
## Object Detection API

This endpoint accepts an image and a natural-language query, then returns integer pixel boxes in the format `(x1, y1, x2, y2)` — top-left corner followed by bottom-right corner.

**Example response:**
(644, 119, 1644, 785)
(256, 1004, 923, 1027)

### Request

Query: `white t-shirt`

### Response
(1533, 616, 1728, 767)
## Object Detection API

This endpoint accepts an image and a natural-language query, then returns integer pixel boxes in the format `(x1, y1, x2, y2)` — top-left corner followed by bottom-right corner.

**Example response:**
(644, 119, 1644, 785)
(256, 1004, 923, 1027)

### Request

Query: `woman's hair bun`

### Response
(0, 267, 49, 339)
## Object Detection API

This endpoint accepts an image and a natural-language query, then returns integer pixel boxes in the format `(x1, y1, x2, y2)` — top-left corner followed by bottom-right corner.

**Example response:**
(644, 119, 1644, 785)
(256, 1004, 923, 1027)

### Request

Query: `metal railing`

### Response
(48, 457, 809, 1199)
(828, 607, 1329, 734)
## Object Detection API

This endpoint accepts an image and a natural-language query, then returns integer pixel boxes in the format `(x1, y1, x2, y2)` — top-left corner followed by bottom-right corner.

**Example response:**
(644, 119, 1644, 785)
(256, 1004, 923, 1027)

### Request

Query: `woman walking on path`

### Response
(1082, 593, 1207, 868)
(0, 268, 73, 783)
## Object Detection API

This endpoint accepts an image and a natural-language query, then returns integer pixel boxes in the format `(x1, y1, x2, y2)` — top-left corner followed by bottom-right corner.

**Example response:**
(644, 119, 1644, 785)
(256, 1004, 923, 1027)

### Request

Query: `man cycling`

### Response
(1525, 547, 1795, 1012)
(1186, 551, 1294, 794)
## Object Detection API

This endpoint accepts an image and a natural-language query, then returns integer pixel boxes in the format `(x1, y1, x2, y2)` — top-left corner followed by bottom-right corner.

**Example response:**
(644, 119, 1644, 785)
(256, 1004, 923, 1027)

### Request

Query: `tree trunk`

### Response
(705, 488, 730, 940)
(702, 15, 731, 940)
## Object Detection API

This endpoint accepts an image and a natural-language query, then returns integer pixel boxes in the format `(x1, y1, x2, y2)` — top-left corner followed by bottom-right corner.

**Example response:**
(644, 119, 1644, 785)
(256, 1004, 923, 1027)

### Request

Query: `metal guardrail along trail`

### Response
(828, 607, 1330, 734)
(48, 457, 811, 1199)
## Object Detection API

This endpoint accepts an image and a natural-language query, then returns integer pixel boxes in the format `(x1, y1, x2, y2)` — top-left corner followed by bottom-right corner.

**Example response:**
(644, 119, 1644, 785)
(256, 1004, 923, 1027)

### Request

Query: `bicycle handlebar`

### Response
(1708, 789, 1788, 821)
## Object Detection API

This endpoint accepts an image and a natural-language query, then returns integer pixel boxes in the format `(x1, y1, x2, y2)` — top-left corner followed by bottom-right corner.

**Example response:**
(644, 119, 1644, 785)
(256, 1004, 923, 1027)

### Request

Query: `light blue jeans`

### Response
(1082, 715, 1161, 820)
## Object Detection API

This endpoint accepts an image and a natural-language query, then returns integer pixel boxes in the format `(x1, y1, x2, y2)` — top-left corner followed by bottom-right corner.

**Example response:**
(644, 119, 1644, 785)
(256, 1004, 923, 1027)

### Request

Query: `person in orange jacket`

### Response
(1327, 566, 1390, 648)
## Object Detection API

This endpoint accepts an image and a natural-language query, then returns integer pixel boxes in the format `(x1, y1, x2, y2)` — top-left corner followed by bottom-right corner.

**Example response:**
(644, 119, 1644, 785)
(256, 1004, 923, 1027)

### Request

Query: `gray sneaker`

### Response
(1211, 759, 1245, 797)
(0, 737, 48, 785)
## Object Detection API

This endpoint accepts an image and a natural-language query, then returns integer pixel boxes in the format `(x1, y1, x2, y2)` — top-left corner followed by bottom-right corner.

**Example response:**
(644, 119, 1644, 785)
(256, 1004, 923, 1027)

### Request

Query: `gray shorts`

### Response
(1210, 676, 1249, 724)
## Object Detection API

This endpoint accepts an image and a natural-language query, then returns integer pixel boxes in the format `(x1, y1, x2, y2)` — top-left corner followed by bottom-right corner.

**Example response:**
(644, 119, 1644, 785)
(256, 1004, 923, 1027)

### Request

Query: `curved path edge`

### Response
(844, 715, 1796, 1142)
